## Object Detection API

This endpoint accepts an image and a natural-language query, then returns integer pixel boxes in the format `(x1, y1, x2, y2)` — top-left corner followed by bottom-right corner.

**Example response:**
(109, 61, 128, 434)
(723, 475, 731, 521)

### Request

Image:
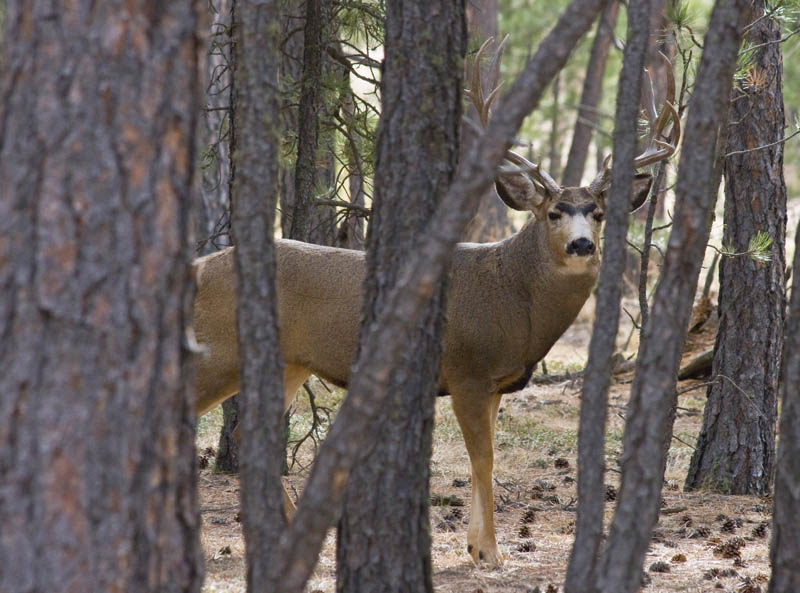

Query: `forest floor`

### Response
(195, 297, 774, 593)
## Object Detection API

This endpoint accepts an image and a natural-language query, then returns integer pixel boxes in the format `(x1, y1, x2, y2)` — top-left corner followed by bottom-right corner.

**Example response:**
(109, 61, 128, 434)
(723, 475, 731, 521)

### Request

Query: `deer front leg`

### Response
(452, 390, 504, 567)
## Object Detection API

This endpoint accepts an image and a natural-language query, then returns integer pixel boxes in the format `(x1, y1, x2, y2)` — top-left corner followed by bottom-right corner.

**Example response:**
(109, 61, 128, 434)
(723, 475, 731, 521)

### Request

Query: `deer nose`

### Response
(567, 238, 595, 256)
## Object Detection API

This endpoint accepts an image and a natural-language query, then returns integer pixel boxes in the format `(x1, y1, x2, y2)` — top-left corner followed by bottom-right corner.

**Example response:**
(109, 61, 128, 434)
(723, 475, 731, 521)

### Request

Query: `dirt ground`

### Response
(195, 300, 774, 593)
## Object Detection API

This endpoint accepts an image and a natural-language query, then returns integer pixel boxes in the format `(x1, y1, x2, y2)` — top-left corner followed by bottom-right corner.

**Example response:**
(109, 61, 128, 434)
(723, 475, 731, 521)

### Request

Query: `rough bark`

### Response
(563, 2, 651, 590)
(279, 0, 304, 238)
(197, 0, 241, 475)
(461, 0, 511, 243)
(229, 1, 288, 591)
(335, 2, 465, 591)
(769, 222, 800, 592)
(198, 0, 234, 253)
(288, 0, 337, 244)
(263, 2, 608, 591)
(685, 0, 786, 495)
(596, 2, 748, 591)
(216, 396, 240, 473)
(0, 2, 204, 593)
(562, 0, 620, 187)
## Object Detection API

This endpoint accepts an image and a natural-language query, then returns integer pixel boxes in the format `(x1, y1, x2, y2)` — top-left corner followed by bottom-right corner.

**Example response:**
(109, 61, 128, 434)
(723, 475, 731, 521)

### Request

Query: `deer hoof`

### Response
(476, 545, 503, 567)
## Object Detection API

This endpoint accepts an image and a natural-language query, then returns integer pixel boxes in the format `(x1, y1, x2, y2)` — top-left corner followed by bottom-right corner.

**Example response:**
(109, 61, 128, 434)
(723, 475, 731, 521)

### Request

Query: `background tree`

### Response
(595, 1, 749, 591)
(769, 221, 800, 592)
(229, 0, 288, 591)
(0, 2, 204, 592)
(564, 0, 653, 589)
(562, 0, 619, 186)
(335, 1, 465, 591)
(197, 0, 242, 475)
(685, 0, 787, 495)
(288, 0, 338, 244)
(461, 0, 512, 243)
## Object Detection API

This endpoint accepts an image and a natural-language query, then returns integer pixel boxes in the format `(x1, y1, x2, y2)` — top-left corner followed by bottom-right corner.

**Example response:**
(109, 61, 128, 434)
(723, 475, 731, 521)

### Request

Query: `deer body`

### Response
(193, 217, 597, 416)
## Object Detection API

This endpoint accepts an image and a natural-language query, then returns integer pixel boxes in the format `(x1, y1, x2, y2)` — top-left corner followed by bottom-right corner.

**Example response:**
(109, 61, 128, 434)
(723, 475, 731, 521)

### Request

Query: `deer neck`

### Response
(499, 218, 598, 362)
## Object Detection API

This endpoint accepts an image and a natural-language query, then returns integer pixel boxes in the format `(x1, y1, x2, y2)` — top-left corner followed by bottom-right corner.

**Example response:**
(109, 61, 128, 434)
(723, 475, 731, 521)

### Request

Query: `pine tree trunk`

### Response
(198, 0, 241, 475)
(335, 2, 466, 591)
(769, 221, 800, 592)
(561, 0, 619, 187)
(289, 0, 338, 244)
(279, 0, 304, 238)
(198, 0, 234, 253)
(461, 0, 511, 243)
(564, 1, 651, 589)
(685, 0, 786, 495)
(0, 2, 204, 592)
(216, 396, 240, 473)
(229, 0, 288, 590)
(595, 1, 749, 591)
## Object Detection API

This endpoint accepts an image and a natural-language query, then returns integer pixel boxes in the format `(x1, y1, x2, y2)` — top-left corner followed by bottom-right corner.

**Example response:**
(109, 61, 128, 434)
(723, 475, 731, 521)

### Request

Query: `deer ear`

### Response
(629, 173, 653, 212)
(495, 175, 546, 212)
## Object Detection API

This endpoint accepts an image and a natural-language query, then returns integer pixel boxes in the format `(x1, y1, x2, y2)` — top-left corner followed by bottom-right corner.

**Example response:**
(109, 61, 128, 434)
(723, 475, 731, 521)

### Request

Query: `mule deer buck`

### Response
(191, 41, 680, 566)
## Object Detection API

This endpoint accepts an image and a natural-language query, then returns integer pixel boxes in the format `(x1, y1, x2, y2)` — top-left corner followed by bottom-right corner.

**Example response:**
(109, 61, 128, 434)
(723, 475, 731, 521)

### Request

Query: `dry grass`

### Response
(197, 310, 773, 593)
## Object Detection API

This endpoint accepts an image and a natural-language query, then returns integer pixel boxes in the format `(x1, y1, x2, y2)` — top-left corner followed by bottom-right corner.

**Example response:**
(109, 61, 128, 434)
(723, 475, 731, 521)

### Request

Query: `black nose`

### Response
(567, 238, 595, 256)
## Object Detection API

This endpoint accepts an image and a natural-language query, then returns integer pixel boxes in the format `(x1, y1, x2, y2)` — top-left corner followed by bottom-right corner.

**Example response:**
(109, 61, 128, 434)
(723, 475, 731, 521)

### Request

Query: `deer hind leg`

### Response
(280, 364, 312, 515)
(230, 363, 310, 516)
(451, 390, 504, 567)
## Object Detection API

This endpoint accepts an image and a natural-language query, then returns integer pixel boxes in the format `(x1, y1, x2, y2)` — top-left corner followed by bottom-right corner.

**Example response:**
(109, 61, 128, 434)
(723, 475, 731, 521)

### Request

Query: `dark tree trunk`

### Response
(279, 0, 304, 238)
(229, 0, 287, 591)
(198, 0, 234, 253)
(461, 0, 511, 243)
(335, 2, 466, 592)
(216, 396, 240, 473)
(196, 0, 241, 475)
(685, 1, 786, 495)
(769, 222, 800, 592)
(564, 1, 651, 590)
(595, 2, 749, 592)
(0, 2, 204, 593)
(288, 0, 337, 244)
(262, 2, 608, 590)
(562, 0, 620, 187)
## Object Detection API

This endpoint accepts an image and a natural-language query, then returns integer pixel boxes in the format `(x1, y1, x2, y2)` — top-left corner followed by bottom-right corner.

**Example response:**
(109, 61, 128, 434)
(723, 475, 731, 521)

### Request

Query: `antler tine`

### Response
(501, 146, 563, 196)
(488, 34, 509, 78)
(465, 36, 562, 195)
(465, 38, 494, 126)
(643, 67, 659, 124)
(633, 51, 681, 169)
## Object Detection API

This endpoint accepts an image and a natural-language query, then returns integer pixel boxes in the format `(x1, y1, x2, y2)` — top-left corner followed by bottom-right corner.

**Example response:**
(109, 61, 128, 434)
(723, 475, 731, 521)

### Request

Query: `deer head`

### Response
(466, 40, 680, 269)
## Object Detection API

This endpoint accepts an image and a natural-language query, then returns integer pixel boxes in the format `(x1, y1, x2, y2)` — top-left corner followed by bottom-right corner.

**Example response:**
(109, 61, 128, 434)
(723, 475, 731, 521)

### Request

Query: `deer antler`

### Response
(589, 52, 681, 194)
(465, 37, 563, 196)
(633, 51, 681, 168)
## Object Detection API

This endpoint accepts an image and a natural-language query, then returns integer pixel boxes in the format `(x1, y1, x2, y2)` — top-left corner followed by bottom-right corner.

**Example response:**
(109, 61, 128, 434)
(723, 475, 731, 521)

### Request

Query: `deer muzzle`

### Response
(567, 237, 596, 256)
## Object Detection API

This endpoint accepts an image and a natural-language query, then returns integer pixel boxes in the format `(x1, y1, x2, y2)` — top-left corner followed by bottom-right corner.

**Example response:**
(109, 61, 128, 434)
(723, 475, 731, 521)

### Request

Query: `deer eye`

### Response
(593, 212, 604, 222)
(548, 212, 562, 221)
